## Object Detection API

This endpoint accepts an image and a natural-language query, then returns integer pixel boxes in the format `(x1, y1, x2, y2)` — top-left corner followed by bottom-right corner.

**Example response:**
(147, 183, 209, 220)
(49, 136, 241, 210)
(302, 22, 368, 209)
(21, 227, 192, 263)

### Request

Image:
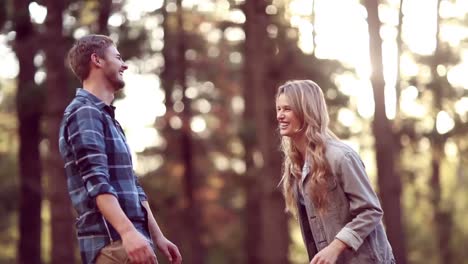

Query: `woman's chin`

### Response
(279, 130, 292, 137)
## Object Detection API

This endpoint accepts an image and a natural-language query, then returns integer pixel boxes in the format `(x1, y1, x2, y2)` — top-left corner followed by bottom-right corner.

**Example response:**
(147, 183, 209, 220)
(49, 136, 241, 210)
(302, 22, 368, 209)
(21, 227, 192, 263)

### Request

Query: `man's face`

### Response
(101, 45, 128, 91)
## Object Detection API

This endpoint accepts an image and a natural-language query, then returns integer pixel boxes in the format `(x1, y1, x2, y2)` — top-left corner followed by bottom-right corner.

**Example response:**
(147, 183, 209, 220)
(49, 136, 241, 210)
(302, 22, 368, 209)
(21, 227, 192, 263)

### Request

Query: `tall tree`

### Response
(43, 0, 76, 263)
(161, 0, 175, 111)
(176, 0, 205, 263)
(363, 0, 407, 263)
(242, 0, 262, 261)
(0, 0, 6, 30)
(13, 0, 43, 263)
(427, 0, 453, 261)
(395, 0, 404, 115)
(243, 0, 289, 263)
(97, 0, 112, 35)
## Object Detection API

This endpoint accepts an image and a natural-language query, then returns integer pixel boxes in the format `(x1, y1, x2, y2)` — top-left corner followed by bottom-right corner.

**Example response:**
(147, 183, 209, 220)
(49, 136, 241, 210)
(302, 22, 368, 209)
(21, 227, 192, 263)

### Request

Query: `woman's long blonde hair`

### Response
(277, 80, 337, 214)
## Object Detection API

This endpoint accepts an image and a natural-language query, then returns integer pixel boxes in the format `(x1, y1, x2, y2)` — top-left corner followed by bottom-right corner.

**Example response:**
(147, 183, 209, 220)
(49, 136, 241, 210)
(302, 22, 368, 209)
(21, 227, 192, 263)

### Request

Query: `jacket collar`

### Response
(301, 160, 311, 185)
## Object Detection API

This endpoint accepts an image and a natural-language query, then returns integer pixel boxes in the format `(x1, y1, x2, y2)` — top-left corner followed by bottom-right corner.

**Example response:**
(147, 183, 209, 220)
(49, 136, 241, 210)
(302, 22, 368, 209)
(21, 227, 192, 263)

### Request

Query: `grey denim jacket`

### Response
(295, 139, 395, 263)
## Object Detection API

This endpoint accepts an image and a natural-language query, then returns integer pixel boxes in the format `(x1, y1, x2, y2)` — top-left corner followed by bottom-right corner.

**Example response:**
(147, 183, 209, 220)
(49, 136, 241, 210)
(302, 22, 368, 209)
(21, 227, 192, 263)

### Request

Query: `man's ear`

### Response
(91, 53, 101, 67)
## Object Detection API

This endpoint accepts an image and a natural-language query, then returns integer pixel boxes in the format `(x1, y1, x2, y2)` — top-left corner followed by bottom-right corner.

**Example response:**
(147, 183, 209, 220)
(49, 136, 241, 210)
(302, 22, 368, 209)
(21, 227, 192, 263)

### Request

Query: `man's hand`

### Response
(156, 236, 182, 264)
(121, 229, 157, 264)
(96, 195, 157, 263)
(310, 239, 348, 264)
(141, 201, 182, 264)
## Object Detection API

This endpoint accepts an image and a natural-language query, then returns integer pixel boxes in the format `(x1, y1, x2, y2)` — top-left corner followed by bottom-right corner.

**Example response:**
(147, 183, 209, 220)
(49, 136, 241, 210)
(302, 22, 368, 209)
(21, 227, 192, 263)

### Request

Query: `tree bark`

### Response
(161, 0, 175, 110)
(395, 0, 404, 115)
(242, 1, 262, 261)
(429, 0, 453, 262)
(43, 0, 76, 263)
(97, 0, 112, 35)
(13, 0, 43, 263)
(176, 1, 205, 263)
(311, 0, 317, 56)
(243, 1, 289, 263)
(364, 1, 407, 263)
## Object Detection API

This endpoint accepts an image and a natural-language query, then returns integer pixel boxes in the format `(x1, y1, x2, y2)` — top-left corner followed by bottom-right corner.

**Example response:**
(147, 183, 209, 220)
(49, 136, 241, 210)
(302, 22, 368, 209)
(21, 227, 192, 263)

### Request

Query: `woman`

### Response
(276, 80, 395, 264)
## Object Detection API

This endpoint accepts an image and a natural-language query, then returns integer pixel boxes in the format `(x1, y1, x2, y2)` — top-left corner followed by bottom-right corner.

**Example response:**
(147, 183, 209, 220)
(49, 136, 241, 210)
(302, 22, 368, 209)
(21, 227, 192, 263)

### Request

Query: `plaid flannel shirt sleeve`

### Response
(66, 105, 118, 199)
(134, 172, 148, 201)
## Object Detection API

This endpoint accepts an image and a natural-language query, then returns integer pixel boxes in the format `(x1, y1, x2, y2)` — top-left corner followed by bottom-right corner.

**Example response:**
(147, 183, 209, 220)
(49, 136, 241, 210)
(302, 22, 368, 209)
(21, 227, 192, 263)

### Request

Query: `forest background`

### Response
(0, 0, 467, 263)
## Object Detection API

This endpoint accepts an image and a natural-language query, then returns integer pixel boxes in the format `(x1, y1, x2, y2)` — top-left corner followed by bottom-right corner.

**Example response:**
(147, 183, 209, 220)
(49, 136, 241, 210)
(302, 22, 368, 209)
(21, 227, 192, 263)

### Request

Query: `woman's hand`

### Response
(310, 239, 348, 264)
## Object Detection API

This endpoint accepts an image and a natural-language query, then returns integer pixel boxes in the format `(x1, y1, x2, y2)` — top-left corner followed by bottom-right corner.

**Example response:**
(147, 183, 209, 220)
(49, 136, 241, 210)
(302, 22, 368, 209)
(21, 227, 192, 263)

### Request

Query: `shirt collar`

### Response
(76, 88, 116, 118)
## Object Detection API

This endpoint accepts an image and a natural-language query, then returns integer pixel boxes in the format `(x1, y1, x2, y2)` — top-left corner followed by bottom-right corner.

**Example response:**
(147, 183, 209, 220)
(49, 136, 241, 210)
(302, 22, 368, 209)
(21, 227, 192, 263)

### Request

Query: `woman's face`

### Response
(276, 93, 302, 137)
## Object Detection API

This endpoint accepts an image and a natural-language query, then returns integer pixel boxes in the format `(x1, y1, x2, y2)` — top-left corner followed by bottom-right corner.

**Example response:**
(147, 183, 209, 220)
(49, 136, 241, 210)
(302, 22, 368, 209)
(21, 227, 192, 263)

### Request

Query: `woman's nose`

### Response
(277, 112, 284, 120)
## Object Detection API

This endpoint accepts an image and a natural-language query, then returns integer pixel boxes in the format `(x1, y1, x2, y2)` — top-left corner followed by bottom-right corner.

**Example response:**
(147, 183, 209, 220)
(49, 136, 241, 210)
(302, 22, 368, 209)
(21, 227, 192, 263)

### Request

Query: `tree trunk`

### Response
(430, 139, 452, 263)
(97, 0, 112, 35)
(364, 1, 407, 263)
(176, 1, 204, 263)
(429, 0, 453, 261)
(161, 0, 175, 110)
(243, 1, 289, 263)
(242, 1, 262, 261)
(43, 1, 76, 263)
(311, 0, 317, 56)
(13, 0, 43, 263)
(395, 0, 404, 115)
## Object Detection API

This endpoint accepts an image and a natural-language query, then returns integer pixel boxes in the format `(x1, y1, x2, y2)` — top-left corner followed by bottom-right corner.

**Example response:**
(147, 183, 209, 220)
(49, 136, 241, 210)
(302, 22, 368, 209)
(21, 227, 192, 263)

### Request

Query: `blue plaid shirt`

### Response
(59, 89, 151, 264)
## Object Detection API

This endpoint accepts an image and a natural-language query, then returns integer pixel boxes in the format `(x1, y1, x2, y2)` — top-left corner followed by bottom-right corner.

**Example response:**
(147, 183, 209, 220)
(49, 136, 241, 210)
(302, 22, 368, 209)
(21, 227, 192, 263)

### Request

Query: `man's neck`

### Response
(82, 80, 114, 105)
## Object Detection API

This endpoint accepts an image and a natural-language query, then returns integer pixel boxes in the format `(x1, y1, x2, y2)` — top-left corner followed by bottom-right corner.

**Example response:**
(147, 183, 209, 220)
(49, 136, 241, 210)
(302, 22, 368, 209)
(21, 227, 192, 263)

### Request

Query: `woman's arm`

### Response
(334, 151, 383, 251)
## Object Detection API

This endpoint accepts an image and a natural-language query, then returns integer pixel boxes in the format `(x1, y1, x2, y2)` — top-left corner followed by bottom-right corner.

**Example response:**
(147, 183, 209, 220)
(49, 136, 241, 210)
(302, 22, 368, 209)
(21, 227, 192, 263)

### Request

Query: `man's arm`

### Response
(97, 194, 157, 264)
(142, 201, 164, 240)
(142, 201, 182, 264)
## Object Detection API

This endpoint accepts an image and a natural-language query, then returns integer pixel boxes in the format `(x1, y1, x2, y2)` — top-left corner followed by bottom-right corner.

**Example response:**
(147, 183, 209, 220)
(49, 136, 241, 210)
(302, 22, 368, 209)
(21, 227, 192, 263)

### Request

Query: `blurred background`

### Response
(0, 0, 467, 263)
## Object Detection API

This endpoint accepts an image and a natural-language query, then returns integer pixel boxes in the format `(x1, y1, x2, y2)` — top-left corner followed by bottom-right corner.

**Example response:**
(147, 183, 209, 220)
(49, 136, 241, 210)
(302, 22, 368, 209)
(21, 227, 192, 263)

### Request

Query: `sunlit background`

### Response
(2, 0, 464, 163)
(1, 0, 468, 263)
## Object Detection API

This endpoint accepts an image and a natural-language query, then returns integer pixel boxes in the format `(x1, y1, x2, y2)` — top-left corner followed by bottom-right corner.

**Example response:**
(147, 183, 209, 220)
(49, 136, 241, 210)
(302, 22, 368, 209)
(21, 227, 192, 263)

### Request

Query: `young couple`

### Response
(60, 34, 394, 264)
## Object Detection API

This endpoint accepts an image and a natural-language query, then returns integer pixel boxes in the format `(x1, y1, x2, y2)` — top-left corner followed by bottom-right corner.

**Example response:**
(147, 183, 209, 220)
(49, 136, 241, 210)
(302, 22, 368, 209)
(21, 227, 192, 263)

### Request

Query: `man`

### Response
(59, 34, 182, 264)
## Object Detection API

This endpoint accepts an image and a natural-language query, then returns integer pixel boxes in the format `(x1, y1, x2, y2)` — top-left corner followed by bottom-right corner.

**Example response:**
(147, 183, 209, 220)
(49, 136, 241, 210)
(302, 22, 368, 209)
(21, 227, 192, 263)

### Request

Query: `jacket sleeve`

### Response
(334, 151, 383, 251)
